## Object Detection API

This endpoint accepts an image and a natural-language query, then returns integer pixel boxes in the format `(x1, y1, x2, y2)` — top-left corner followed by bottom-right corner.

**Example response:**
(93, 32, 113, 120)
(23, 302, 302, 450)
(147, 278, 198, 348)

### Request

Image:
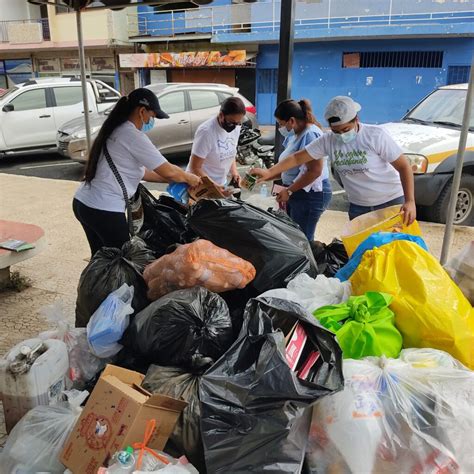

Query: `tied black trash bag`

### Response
(187, 199, 318, 294)
(139, 187, 196, 257)
(75, 237, 154, 327)
(310, 239, 349, 277)
(142, 366, 206, 473)
(199, 297, 344, 474)
(123, 286, 234, 369)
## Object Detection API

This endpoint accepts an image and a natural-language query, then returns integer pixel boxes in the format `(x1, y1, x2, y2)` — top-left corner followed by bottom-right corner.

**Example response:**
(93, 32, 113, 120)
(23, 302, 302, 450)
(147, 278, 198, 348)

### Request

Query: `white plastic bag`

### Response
(39, 302, 105, 388)
(87, 283, 134, 358)
(306, 349, 474, 474)
(261, 273, 351, 314)
(445, 241, 474, 304)
(0, 400, 83, 474)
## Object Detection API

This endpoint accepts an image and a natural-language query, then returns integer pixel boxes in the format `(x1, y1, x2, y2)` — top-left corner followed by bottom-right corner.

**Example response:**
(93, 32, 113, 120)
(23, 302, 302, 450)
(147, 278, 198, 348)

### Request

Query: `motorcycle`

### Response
(237, 126, 275, 169)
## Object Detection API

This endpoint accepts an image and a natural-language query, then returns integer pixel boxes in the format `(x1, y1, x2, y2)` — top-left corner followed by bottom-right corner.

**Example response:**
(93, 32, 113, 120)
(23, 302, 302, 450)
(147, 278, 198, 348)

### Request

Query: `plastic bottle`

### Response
(260, 184, 269, 197)
(107, 446, 136, 473)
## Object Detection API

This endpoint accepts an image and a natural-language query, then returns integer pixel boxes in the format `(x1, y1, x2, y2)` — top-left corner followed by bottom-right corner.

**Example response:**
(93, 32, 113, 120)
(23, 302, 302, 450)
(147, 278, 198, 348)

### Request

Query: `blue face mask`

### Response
(279, 125, 294, 138)
(336, 128, 357, 144)
(141, 116, 155, 133)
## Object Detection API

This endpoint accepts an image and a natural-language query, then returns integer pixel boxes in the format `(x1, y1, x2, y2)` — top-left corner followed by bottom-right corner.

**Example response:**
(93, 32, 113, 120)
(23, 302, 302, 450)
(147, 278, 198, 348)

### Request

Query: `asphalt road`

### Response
(0, 152, 349, 212)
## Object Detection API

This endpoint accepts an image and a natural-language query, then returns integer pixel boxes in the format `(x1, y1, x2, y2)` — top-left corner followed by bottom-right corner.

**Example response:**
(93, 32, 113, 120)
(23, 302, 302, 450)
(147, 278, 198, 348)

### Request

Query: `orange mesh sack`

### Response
(144, 239, 256, 300)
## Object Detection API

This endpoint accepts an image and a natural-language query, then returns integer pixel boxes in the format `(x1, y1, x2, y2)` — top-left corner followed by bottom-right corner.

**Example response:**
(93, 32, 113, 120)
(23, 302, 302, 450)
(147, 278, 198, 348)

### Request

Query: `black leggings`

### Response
(73, 198, 129, 256)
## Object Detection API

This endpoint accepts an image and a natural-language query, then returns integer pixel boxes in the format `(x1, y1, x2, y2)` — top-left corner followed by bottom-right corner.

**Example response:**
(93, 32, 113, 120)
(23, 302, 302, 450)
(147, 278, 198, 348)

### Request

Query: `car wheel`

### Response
(426, 174, 474, 225)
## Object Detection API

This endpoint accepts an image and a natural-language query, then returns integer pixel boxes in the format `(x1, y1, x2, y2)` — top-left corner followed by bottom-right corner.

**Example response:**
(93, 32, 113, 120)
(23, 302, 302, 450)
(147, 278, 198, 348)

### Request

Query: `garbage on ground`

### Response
(188, 199, 318, 293)
(314, 291, 403, 359)
(75, 237, 155, 327)
(340, 204, 423, 256)
(336, 231, 428, 281)
(143, 239, 256, 300)
(350, 239, 474, 369)
(124, 287, 233, 370)
(306, 349, 474, 474)
(260, 273, 351, 314)
(0, 392, 86, 474)
(39, 302, 106, 389)
(310, 239, 349, 277)
(200, 297, 343, 473)
(87, 283, 134, 358)
(142, 366, 204, 472)
(0, 338, 68, 433)
(60, 364, 187, 473)
(445, 240, 474, 304)
(139, 189, 196, 258)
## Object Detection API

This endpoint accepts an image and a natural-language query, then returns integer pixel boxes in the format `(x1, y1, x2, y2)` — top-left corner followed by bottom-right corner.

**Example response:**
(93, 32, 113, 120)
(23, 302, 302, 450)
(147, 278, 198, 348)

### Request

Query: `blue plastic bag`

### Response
(336, 232, 428, 282)
(87, 283, 134, 358)
(167, 182, 189, 205)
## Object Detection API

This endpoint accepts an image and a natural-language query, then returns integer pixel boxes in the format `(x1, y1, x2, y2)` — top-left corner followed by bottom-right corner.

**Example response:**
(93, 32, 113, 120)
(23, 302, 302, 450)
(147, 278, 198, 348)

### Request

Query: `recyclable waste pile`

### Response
(1, 196, 473, 474)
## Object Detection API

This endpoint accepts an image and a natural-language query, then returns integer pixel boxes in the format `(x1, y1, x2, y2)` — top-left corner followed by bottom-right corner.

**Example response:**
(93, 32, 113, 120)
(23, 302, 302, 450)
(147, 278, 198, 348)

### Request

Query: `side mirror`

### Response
(2, 104, 14, 112)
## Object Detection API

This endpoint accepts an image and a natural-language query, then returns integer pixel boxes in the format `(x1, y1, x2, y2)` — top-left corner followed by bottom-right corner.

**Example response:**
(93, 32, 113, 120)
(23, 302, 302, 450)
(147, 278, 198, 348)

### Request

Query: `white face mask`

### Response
(335, 128, 357, 144)
(279, 125, 294, 138)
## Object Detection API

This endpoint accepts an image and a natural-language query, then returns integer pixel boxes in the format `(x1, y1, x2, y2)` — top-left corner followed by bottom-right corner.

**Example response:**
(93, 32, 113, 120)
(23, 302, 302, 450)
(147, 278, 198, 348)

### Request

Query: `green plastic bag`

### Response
(313, 292, 402, 359)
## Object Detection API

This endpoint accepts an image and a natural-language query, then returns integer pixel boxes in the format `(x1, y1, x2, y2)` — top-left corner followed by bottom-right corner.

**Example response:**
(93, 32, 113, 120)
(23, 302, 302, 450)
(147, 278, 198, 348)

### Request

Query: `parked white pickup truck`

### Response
(0, 77, 120, 157)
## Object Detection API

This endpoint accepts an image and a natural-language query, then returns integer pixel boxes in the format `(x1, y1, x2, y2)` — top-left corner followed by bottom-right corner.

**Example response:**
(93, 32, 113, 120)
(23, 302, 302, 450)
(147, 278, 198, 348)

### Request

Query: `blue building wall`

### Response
(256, 37, 474, 125)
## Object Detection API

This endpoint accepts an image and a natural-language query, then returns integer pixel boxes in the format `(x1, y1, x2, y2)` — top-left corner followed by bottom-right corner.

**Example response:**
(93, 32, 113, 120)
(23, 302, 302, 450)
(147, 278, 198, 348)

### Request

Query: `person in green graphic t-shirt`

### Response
(251, 96, 416, 225)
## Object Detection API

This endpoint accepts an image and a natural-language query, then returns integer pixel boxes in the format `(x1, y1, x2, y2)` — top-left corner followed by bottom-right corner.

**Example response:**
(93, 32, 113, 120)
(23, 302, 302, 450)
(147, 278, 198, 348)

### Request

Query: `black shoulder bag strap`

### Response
(103, 143, 135, 237)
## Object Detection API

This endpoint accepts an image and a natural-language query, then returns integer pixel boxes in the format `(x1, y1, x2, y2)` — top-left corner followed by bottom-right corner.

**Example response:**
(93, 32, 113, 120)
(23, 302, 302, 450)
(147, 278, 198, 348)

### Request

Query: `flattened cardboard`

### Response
(60, 365, 187, 474)
(189, 176, 225, 201)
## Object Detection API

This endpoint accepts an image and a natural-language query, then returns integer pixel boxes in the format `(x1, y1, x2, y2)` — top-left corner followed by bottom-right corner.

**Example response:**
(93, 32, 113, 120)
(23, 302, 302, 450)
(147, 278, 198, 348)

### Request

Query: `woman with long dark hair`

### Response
(273, 99, 332, 240)
(73, 88, 200, 256)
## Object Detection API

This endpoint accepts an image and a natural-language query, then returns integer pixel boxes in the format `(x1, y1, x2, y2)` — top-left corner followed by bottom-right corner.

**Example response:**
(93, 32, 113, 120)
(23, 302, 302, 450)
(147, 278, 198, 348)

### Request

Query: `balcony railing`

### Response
(0, 18, 51, 43)
(128, 0, 474, 39)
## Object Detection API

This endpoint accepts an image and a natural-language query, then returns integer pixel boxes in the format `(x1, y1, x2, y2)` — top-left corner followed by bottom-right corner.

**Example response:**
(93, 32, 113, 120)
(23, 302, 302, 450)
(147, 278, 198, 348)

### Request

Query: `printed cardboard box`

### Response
(60, 365, 187, 474)
(188, 176, 225, 201)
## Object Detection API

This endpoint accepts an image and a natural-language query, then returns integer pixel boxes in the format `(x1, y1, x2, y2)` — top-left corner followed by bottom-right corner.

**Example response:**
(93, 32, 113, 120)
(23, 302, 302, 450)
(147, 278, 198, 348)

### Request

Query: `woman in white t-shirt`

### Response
(73, 88, 200, 256)
(187, 97, 245, 192)
(251, 96, 416, 225)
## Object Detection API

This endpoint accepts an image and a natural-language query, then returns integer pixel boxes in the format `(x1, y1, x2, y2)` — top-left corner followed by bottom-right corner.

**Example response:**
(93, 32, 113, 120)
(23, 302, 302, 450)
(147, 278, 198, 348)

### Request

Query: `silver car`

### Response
(57, 83, 258, 163)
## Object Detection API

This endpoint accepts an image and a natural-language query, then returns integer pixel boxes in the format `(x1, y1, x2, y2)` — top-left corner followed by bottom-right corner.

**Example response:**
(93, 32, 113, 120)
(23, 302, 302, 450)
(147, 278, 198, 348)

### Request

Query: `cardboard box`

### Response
(60, 365, 187, 474)
(188, 176, 225, 201)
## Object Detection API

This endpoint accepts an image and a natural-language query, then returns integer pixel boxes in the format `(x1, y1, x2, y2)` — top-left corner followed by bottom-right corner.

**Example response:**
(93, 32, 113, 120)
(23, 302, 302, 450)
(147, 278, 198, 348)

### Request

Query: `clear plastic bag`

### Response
(260, 273, 351, 314)
(143, 239, 256, 300)
(306, 349, 474, 474)
(87, 283, 134, 358)
(0, 401, 83, 474)
(39, 302, 105, 388)
(445, 241, 474, 305)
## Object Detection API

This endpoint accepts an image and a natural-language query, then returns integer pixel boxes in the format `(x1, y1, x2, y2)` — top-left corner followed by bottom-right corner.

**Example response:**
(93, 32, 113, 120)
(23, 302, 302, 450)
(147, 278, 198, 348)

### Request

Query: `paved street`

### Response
(0, 152, 349, 212)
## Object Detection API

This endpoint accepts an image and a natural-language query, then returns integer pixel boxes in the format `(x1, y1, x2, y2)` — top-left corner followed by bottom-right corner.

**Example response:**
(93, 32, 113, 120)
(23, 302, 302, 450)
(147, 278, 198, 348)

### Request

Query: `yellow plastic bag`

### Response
(350, 240, 474, 369)
(341, 205, 422, 256)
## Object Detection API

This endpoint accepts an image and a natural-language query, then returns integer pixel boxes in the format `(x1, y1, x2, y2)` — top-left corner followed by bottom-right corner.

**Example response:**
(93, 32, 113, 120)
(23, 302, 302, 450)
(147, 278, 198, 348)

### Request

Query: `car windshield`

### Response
(0, 86, 18, 100)
(404, 89, 473, 129)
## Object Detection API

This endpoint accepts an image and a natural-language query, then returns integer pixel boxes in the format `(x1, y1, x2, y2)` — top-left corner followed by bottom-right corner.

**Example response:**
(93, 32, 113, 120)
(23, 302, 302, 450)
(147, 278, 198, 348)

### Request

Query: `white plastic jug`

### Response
(0, 338, 68, 433)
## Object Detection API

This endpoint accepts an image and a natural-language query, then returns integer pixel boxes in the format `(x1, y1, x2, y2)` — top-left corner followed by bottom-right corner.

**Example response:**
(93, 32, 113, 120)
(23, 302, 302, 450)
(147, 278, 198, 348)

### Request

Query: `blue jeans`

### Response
(287, 179, 332, 241)
(348, 195, 405, 221)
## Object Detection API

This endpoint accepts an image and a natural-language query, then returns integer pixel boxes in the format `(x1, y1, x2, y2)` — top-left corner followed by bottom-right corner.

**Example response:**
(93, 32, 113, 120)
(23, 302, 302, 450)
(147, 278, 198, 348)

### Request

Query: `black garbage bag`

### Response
(200, 297, 344, 474)
(310, 239, 349, 277)
(139, 187, 196, 257)
(142, 365, 206, 472)
(75, 237, 154, 327)
(123, 286, 234, 369)
(187, 199, 318, 293)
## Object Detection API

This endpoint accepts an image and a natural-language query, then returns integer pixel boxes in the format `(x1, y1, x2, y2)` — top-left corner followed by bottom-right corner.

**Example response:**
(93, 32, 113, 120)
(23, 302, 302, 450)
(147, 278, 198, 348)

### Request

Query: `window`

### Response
(257, 69, 278, 94)
(9, 89, 47, 111)
(342, 51, 444, 68)
(159, 91, 186, 115)
(54, 87, 83, 107)
(447, 66, 471, 85)
(189, 90, 220, 110)
(55, 0, 70, 14)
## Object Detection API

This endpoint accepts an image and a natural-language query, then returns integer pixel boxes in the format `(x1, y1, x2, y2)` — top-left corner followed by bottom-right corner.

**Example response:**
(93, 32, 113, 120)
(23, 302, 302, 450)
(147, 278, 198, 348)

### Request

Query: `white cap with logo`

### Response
(324, 96, 362, 125)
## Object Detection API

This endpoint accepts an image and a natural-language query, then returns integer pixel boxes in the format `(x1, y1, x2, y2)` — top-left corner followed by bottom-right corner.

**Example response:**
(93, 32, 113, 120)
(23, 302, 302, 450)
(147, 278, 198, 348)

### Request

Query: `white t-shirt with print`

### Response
(187, 116, 241, 186)
(305, 123, 404, 206)
(75, 121, 167, 212)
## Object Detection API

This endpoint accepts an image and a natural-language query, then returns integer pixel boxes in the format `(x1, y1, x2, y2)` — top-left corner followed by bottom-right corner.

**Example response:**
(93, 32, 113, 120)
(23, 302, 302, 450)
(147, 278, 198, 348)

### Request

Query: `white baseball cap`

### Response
(324, 96, 361, 125)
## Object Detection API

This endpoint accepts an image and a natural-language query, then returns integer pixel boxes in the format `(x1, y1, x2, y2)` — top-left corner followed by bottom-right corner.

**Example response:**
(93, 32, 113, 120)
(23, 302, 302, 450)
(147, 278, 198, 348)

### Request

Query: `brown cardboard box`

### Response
(60, 365, 187, 474)
(188, 176, 225, 201)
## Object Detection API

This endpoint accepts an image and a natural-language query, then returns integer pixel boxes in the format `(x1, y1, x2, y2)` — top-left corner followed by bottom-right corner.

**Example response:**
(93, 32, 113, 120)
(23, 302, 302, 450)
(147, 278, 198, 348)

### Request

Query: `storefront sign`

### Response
(61, 57, 90, 72)
(91, 57, 115, 74)
(119, 51, 246, 68)
(37, 58, 60, 73)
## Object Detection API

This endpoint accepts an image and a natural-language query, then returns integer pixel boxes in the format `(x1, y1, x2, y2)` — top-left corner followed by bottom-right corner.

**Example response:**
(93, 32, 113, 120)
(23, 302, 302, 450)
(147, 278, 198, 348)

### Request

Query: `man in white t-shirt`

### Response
(187, 97, 246, 191)
(251, 96, 416, 224)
